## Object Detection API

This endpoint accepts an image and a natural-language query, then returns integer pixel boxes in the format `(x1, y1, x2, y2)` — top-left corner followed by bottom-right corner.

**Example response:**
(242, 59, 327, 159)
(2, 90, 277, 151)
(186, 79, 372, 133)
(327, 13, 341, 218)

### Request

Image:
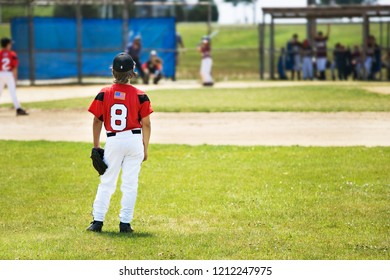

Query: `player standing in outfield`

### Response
(198, 36, 213, 86)
(87, 52, 153, 233)
(313, 24, 331, 80)
(0, 38, 28, 116)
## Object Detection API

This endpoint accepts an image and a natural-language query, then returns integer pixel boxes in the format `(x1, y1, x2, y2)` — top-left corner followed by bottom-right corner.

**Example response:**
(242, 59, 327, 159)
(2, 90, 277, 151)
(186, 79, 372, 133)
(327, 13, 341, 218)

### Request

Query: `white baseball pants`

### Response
(293, 54, 301, 71)
(0, 71, 21, 109)
(200, 57, 213, 83)
(302, 57, 313, 79)
(316, 57, 327, 72)
(364, 56, 373, 79)
(92, 130, 144, 224)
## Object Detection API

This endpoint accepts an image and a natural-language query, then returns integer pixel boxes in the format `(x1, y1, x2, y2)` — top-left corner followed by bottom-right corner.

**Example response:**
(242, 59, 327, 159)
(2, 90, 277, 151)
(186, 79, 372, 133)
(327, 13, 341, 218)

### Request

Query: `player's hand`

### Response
(143, 149, 148, 162)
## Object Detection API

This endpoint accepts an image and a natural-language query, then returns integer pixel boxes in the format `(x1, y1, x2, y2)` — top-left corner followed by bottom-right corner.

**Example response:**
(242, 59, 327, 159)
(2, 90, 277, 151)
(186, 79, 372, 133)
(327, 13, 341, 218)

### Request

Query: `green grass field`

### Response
(5, 84, 390, 112)
(0, 141, 389, 260)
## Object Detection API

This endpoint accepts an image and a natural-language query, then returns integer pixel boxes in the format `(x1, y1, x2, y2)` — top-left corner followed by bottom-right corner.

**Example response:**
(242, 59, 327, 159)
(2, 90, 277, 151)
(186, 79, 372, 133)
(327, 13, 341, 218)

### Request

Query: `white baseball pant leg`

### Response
(92, 130, 144, 223)
(200, 57, 213, 83)
(364, 57, 373, 79)
(316, 57, 327, 72)
(302, 57, 313, 79)
(0, 71, 21, 109)
(293, 54, 301, 71)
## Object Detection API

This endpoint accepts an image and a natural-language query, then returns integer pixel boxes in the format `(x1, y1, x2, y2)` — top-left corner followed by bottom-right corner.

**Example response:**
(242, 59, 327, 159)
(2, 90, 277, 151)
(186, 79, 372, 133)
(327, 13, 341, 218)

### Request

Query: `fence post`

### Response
(76, 1, 82, 84)
(269, 15, 275, 80)
(122, 0, 129, 51)
(28, 3, 35, 85)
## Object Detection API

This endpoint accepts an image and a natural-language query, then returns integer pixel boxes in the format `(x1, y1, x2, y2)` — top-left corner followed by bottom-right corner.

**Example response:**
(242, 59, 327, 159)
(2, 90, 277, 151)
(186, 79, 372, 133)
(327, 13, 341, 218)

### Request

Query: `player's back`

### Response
(90, 83, 152, 133)
(0, 49, 17, 71)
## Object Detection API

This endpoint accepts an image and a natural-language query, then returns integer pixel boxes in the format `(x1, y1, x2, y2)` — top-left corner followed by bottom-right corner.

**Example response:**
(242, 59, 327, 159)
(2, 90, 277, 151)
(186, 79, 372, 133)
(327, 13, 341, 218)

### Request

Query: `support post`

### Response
(28, 2, 35, 85)
(379, 20, 383, 80)
(269, 15, 275, 80)
(259, 22, 265, 80)
(76, 0, 82, 84)
(362, 13, 369, 80)
(307, 17, 316, 45)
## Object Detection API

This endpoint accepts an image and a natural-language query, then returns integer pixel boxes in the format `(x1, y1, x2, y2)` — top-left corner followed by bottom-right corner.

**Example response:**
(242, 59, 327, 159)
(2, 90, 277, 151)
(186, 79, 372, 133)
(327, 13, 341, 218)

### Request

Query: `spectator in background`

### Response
(313, 24, 331, 80)
(351, 45, 362, 80)
(364, 35, 375, 80)
(172, 32, 185, 81)
(126, 35, 144, 81)
(344, 46, 352, 80)
(334, 43, 347, 80)
(372, 36, 381, 80)
(198, 36, 213, 86)
(142, 50, 163, 85)
(301, 39, 313, 80)
(289, 34, 302, 80)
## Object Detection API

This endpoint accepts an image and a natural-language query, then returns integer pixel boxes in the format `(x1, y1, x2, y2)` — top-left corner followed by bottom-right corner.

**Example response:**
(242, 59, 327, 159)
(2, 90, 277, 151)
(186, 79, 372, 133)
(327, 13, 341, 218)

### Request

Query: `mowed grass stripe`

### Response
(4, 85, 390, 112)
(0, 141, 389, 260)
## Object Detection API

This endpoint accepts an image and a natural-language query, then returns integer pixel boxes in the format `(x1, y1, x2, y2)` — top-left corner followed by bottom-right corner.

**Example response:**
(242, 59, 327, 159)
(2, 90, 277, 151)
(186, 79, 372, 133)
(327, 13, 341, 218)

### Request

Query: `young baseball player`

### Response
(142, 50, 163, 85)
(0, 37, 28, 116)
(313, 24, 331, 80)
(87, 52, 153, 233)
(198, 36, 213, 86)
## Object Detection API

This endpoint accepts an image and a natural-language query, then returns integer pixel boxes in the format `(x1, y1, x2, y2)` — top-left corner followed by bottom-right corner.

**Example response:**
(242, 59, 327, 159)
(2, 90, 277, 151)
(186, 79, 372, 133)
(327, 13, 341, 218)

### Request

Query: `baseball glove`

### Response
(90, 148, 108, 176)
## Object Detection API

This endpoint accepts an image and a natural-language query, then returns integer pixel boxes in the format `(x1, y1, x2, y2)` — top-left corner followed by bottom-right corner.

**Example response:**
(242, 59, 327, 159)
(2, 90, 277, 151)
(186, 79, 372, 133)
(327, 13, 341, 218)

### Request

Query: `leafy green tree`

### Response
(188, 1, 219, 22)
(224, 0, 254, 5)
(318, 0, 377, 4)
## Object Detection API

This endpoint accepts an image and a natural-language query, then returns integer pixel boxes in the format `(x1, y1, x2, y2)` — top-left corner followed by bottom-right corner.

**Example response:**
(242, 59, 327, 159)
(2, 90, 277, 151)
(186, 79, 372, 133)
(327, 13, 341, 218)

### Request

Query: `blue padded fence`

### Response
(11, 17, 176, 80)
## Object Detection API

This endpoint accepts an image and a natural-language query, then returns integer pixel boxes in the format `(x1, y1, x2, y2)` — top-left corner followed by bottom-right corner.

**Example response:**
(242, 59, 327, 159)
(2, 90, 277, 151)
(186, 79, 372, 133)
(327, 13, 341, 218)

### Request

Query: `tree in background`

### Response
(317, 0, 377, 4)
(188, 0, 219, 23)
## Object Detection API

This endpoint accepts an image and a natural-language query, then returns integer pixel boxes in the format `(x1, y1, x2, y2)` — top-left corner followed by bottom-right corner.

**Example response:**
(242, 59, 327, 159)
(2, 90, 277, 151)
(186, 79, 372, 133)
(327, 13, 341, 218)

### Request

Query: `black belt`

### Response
(107, 130, 141, 137)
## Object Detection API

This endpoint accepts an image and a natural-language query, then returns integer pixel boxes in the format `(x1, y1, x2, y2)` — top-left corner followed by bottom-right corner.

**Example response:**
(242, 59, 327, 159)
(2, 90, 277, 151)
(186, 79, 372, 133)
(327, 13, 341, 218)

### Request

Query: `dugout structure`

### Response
(259, 5, 390, 80)
(0, 0, 180, 84)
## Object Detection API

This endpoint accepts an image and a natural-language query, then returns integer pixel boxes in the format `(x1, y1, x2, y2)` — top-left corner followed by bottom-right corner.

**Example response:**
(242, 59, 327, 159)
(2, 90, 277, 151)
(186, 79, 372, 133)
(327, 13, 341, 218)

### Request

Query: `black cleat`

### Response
(16, 108, 28, 116)
(86, 220, 103, 232)
(203, 82, 214, 87)
(119, 222, 134, 233)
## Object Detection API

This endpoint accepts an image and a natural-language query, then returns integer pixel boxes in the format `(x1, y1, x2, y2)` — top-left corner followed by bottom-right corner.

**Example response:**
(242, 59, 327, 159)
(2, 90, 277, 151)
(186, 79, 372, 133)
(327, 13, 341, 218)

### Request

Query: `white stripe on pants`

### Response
(92, 130, 144, 223)
(200, 57, 213, 83)
(0, 71, 21, 109)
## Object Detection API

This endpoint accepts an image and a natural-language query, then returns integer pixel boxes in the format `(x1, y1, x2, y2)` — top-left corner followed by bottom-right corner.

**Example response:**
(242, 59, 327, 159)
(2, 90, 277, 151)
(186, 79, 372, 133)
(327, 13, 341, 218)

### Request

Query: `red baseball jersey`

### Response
(88, 83, 153, 132)
(314, 37, 328, 58)
(0, 50, 18, 71)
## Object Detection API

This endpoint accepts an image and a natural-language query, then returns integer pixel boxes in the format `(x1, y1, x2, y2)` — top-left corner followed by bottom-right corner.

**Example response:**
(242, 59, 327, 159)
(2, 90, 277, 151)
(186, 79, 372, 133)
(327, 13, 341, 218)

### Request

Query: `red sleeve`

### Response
(138, 94, 153, 119)
(11, 52, 18, 69)
(88, 90, 105, 120)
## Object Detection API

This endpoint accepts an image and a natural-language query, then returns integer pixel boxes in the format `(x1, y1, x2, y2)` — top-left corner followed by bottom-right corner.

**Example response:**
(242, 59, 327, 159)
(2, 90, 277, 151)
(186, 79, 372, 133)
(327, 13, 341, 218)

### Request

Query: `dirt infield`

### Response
(1, 109, 389, 146)
(0, 81, 389, 146)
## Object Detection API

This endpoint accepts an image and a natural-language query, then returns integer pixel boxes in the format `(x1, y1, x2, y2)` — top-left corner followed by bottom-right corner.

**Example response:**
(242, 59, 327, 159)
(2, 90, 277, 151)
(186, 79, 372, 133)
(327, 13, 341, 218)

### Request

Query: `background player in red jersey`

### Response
(0, 37, 28, 116)
(87, 52, 153, 233)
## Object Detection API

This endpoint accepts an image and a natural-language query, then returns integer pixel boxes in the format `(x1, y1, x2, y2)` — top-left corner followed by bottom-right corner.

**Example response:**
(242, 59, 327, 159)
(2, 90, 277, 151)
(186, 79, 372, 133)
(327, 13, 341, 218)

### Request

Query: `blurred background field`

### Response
(0, 21, 388, 81)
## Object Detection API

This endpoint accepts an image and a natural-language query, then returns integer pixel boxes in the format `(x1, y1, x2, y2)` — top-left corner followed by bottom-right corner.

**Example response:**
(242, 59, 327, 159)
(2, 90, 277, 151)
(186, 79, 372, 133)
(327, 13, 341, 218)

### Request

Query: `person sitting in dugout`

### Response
(142, 50, 163, 85)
